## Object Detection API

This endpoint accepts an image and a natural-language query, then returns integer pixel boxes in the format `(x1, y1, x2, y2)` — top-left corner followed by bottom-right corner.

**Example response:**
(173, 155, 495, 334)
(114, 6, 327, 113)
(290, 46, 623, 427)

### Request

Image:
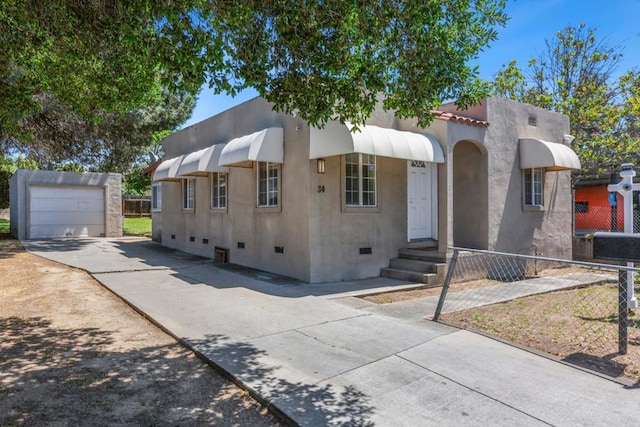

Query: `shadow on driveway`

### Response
(25, 238, 421, 300)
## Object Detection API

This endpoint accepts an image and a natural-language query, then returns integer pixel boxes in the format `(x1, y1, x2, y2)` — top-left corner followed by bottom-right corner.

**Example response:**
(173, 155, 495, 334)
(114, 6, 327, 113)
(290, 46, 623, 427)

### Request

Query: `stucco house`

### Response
(151, 96, 580, 283)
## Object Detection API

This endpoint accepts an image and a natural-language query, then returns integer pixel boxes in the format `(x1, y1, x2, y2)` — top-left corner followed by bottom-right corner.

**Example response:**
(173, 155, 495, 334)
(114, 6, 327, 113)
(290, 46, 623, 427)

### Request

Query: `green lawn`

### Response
(0, 218, 9, 233)
(123, 217, 152, 237)
(0, 217, 151, 236)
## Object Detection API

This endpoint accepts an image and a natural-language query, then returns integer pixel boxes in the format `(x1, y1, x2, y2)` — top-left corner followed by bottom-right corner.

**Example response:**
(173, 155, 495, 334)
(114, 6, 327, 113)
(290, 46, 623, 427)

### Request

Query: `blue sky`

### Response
(182, 0, 640, 128)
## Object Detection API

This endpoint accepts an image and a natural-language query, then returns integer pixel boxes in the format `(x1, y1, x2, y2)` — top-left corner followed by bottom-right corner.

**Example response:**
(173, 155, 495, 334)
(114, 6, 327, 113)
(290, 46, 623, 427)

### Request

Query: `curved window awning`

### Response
(219, 127, 284, 167)
(177, 144, 229, 176)
(519, 138, 581, 171)
(152, 155, 184, 181)
(310, 121, 444, 163)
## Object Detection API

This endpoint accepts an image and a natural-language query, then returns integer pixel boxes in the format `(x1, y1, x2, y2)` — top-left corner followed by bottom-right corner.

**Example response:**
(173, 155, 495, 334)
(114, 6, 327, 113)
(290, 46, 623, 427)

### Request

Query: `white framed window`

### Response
(210, 173, 227, 209)
(345, 153, 376, 207)
(151, 183, 162, 211)
(182, 178, 195, 210)
(257, 162, 279, 207)
(523, 167, 543, 207)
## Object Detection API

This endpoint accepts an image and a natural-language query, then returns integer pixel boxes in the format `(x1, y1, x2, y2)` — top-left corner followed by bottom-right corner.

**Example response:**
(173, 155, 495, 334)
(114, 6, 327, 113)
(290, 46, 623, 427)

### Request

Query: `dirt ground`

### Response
(0, 235, 284, 426)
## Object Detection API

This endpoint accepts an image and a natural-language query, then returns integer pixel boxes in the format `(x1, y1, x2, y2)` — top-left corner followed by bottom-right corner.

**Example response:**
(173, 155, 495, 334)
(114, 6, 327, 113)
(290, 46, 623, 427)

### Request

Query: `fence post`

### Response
(433, 249, 459, 321)
(618, 269, 628, 355)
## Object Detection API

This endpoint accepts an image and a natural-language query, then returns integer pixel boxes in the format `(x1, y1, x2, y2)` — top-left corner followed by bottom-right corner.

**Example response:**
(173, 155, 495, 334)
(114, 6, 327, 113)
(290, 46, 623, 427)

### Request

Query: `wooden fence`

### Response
(122, 197, 151, 217)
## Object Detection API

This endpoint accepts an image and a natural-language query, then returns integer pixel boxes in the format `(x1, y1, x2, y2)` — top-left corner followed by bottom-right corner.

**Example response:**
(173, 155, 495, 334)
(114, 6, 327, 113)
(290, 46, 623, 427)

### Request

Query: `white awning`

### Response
(519, 138, 581, 171)
(218, 127, 284, 167)
(152, 155, 184, 181)
(310, 121, 444, 163)
(177, 144, 229, 176)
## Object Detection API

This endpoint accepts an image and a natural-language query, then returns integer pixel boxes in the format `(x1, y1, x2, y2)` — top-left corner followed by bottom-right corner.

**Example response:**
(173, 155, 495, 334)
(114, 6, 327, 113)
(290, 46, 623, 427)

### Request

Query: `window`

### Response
(211, 173, 227, 209)
(575, 201, 589, 213)
(151, 183, 162, 211)
(182, 178, 195, 210)
(345, 153, 376, 206)
(523, 168, 543, 207)
(257, 162, 279, 207)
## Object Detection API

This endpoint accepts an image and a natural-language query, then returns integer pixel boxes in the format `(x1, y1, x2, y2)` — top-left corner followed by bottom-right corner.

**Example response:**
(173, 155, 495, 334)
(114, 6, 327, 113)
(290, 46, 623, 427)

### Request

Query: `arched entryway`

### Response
(453, 140, 488, 249)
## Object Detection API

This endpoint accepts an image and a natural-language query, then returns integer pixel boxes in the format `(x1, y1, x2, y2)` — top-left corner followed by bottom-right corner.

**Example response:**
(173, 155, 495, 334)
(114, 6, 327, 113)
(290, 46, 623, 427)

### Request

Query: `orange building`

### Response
(574, 184, 623, 233)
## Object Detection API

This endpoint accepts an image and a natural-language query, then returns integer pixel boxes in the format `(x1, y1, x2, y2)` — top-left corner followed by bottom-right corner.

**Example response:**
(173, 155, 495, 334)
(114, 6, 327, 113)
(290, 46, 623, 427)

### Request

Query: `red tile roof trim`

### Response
(431, 110, 489, 127)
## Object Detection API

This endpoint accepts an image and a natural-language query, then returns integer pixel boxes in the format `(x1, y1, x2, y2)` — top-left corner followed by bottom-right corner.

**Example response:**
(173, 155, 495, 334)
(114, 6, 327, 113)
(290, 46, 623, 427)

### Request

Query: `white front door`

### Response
(408, 160, 437, 241)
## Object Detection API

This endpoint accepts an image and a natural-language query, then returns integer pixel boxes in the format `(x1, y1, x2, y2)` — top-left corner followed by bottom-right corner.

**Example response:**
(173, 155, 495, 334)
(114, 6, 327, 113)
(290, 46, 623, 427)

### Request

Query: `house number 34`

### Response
(317, 185, 325, 193)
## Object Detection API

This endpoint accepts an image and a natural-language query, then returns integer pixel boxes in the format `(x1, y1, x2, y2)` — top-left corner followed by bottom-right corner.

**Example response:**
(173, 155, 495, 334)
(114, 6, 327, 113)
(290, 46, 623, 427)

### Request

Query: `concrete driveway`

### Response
(25, 238, 640, 426)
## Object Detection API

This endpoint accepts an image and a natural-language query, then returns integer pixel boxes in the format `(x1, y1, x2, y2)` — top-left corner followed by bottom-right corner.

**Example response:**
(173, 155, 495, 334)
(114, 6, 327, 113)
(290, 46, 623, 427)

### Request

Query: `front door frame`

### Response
(407, 160, 438, 242)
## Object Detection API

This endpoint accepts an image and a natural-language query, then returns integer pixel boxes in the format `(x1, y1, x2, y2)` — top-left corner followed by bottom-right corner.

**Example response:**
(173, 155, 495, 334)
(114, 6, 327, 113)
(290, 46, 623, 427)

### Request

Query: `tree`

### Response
(491, 24, 640, 179)
(2, 0, 508, 139)
(124, 168, 153, 196)
(1, 90, 195, 173)
(0, 155, 38, 209)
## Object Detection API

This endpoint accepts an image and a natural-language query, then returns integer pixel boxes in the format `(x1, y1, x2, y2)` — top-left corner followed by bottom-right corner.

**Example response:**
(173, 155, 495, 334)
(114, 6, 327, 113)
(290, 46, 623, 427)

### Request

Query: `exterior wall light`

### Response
(317, 158, 326, 174)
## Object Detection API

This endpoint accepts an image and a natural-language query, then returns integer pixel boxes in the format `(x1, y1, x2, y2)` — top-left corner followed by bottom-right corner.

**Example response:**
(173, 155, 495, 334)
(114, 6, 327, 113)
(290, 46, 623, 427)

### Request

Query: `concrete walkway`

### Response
(25, 238, 640, 426)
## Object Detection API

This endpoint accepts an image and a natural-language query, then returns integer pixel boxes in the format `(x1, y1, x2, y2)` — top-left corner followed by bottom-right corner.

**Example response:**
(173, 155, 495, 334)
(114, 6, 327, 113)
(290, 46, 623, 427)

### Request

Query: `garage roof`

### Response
(310, 121, 444, 163)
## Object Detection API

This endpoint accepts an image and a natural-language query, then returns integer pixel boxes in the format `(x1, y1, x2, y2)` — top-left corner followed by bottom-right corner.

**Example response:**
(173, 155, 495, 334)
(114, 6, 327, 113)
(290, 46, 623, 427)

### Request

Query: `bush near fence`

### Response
(434, 248, 640, 382)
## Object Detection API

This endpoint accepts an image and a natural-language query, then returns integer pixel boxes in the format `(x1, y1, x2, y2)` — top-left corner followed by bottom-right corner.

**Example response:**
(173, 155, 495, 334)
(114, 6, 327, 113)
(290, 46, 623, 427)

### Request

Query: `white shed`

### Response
(9, 169, 123, 240)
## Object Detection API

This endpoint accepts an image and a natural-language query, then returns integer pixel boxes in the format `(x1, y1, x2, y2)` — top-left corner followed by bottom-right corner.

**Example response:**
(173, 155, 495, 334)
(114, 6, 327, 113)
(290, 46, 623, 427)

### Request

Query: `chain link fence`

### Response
(574, 200, 640, 236)
(433, 248, 640, 379)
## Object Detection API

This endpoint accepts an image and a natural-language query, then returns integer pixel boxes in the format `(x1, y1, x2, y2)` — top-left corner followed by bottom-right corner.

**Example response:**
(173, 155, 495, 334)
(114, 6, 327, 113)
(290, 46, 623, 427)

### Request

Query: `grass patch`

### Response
(0, 217, 153, 237)
(0, 218, 9, 234)
(123, 217, 152, 237)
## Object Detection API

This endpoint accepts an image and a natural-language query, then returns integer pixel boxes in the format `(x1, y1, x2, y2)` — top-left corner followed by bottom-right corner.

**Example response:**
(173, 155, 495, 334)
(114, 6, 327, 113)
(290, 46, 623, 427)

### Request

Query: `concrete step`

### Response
(406, 238, 438, 250)
(399, 248, 446, 263)
(389, 257, 437, 273)
(380, 267, 439, 285)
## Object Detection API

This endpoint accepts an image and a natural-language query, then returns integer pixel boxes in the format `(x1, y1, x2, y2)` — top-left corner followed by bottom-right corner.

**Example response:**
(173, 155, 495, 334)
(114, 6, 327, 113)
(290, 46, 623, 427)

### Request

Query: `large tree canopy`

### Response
(0, 90, 195, 172)
(2, 0, 508, 138)
(491, 24, 640, 179)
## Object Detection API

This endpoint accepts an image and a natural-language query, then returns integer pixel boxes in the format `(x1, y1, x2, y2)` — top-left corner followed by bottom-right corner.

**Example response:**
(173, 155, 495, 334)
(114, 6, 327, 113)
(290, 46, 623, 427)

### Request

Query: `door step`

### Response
(380, 268, 439, 285)
(406, 238, 438, 250)
(381, 249, 447, 285)
(398, 248, 446, 263)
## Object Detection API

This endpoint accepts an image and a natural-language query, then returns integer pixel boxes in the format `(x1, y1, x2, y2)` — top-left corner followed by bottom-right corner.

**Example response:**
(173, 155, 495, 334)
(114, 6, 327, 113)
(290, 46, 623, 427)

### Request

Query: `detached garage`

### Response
(10, 169, 123, 240)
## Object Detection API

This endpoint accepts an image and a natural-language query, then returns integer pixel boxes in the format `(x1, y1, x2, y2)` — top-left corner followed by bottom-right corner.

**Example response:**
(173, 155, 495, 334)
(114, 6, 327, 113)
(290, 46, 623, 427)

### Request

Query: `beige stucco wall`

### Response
(308, 154, 409, 282)
(307, 112, 447, 282)
(156, 96, 575, 283)
(158, 98, 312, 281)
(429, 97, 573, 260)
(480, 97, 573, 258)
(9, 169, 122, 240)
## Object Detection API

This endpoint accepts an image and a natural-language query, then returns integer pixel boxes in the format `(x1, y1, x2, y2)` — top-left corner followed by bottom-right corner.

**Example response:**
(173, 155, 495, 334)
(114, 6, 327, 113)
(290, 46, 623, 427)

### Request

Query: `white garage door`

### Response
(29, 186, 105, 239)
